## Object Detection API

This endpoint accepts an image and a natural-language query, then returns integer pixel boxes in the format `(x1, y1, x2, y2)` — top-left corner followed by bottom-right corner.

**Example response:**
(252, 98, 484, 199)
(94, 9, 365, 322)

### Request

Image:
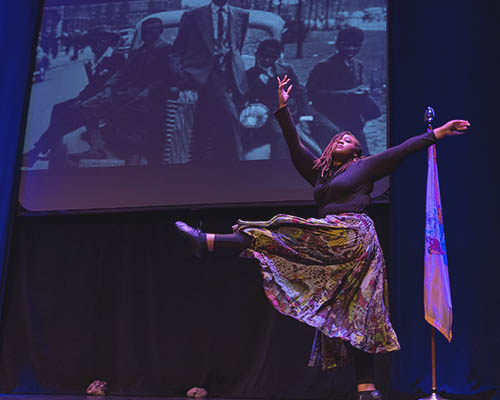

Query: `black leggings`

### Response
(352, 346, 375, 385)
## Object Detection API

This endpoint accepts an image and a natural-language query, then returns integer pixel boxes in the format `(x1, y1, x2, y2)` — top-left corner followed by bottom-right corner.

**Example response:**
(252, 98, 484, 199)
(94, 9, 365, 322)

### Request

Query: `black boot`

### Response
(356, 390, 383, 400)
(175, 221, 207, 258)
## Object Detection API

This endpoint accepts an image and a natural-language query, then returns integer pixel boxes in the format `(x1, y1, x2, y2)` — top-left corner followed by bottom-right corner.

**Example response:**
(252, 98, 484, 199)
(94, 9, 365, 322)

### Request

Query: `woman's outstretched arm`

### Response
(274, 76, 319, 186)
(362, 119, 470, 182)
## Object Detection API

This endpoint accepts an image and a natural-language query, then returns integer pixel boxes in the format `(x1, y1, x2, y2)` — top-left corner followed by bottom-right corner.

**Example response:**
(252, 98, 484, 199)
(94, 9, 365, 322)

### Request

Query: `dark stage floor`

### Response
(0, 396, 249, 400)
(0, 396, 248, 400)
(0, 394, 248, 400)
(0, 393, 498, 400)
(0, 396, 258, 400)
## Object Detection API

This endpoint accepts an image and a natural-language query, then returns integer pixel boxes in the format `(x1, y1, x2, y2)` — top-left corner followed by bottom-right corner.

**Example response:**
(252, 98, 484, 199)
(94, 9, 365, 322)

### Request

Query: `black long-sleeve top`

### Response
(274, 106, 437, 217)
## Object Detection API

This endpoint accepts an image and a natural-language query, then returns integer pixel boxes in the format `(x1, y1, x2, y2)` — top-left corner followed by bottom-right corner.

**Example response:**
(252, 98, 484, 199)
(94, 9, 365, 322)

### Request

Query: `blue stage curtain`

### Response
(0, 0, 41, 315)
(389, 1, 499, 397)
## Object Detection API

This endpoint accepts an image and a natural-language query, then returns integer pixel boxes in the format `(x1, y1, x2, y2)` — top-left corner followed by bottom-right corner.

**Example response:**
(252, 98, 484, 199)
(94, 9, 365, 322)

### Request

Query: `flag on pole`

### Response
(424, 144, 453, 342)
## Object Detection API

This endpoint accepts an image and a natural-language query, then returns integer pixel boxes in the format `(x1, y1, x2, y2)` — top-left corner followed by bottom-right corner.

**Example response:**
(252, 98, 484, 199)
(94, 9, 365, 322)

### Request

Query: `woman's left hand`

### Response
(434, 119, 470, 139)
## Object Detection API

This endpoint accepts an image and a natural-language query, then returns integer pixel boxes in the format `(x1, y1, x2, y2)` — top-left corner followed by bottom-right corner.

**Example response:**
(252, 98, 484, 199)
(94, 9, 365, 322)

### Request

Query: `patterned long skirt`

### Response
(233, 213, 400, 369)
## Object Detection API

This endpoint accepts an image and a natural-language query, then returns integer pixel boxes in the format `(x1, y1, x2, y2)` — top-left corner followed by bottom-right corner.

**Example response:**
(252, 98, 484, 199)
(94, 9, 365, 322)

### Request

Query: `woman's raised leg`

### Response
(175, 221, 251, 257)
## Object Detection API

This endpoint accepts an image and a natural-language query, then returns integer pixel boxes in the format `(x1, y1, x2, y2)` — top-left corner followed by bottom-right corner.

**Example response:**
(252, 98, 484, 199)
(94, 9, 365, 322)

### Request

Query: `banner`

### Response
(424, 144, 453, 342)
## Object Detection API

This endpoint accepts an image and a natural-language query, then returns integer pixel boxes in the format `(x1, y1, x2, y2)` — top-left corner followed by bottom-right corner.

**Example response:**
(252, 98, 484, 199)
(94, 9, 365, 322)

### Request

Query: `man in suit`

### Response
(170, 0, 249, 163)
(79, 17, 178, 165)
(306, 27, 381, 156)
(243, 39, 339, 159)
(23, 25, 125, 167)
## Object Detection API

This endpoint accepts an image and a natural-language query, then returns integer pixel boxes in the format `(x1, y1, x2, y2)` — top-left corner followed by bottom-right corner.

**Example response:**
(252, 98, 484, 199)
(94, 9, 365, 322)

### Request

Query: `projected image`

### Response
(22, 0, 387, 170)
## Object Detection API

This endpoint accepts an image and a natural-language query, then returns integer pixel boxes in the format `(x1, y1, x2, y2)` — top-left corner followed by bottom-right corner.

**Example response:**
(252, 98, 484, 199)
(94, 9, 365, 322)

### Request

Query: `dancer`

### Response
(176, 76, 469, 399)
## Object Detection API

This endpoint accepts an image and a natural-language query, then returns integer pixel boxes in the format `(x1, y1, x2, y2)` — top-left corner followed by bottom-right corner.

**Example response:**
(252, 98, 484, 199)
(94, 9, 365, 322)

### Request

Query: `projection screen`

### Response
(19, 0, 387, 212)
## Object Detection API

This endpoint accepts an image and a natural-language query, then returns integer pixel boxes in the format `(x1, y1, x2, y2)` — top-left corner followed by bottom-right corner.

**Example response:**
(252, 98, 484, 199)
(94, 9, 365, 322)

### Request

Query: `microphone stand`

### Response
(418, 107, 449, 400)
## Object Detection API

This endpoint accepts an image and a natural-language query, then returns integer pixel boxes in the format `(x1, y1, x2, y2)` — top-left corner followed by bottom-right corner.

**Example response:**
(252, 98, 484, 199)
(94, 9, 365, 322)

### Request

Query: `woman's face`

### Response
(334, 134, 359, 160)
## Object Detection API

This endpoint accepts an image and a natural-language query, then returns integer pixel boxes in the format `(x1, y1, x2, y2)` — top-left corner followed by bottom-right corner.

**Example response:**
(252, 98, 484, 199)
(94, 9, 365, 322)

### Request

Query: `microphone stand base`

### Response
(418, 392, 449, 400)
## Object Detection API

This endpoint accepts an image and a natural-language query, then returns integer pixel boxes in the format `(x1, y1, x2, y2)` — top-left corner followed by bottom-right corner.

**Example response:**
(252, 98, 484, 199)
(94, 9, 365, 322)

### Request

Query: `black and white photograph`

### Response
(22, 0, 387, 170)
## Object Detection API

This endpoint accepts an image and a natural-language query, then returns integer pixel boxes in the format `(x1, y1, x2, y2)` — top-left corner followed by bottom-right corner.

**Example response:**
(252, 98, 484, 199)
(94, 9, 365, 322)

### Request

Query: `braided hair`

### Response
(313, 131, 363, 180)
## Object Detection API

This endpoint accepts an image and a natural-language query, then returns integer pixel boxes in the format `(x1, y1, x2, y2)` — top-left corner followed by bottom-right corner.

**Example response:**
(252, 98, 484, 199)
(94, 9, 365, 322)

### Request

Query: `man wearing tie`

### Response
(170, 0, 249, 163)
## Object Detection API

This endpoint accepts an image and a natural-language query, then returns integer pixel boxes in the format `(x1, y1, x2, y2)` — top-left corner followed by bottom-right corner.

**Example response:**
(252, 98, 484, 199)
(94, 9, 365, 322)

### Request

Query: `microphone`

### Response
(424, 106, 435, 130)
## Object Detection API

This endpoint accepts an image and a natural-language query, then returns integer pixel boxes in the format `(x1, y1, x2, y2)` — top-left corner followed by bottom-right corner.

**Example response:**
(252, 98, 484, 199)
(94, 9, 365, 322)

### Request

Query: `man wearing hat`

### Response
(243, 39, 339, 159)
(81, 25, 125, 98)
(306, 26, 380, 156)
(243, 39, 307, 159)
(80, 17, 179, 165)
(23, 25, 125, 167)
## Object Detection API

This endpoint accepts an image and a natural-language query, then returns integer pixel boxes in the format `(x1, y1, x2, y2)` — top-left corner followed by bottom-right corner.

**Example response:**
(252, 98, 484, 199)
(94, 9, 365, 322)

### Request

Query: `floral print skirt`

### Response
(233, 213, 400, 369)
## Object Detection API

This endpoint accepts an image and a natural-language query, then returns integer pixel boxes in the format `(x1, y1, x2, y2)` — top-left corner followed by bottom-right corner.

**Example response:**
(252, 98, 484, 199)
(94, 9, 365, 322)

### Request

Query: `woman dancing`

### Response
(176, 76, 469, 399)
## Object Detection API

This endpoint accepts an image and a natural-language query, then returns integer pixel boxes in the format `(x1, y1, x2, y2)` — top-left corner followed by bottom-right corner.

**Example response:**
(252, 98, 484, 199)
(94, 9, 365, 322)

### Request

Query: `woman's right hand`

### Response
(277, 75, 292, 109)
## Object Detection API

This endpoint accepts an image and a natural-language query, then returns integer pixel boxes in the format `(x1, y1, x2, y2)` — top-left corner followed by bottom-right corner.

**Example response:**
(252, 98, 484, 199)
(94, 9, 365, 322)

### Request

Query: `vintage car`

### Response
(49, 8, 329, 167)
(131, 9, 285, 68)
(128, 8, 287, 164)
(116, 28, 135, 56)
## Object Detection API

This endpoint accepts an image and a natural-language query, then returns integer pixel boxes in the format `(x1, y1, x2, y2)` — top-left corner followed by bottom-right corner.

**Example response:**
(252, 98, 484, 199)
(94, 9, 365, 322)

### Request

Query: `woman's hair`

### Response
(313, 131, 362, 179)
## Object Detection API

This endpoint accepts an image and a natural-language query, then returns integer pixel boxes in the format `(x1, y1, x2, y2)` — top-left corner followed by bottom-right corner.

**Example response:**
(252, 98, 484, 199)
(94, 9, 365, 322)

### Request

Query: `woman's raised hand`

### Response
(277, 75, 292, 109)
(433, 119, 470, 139)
